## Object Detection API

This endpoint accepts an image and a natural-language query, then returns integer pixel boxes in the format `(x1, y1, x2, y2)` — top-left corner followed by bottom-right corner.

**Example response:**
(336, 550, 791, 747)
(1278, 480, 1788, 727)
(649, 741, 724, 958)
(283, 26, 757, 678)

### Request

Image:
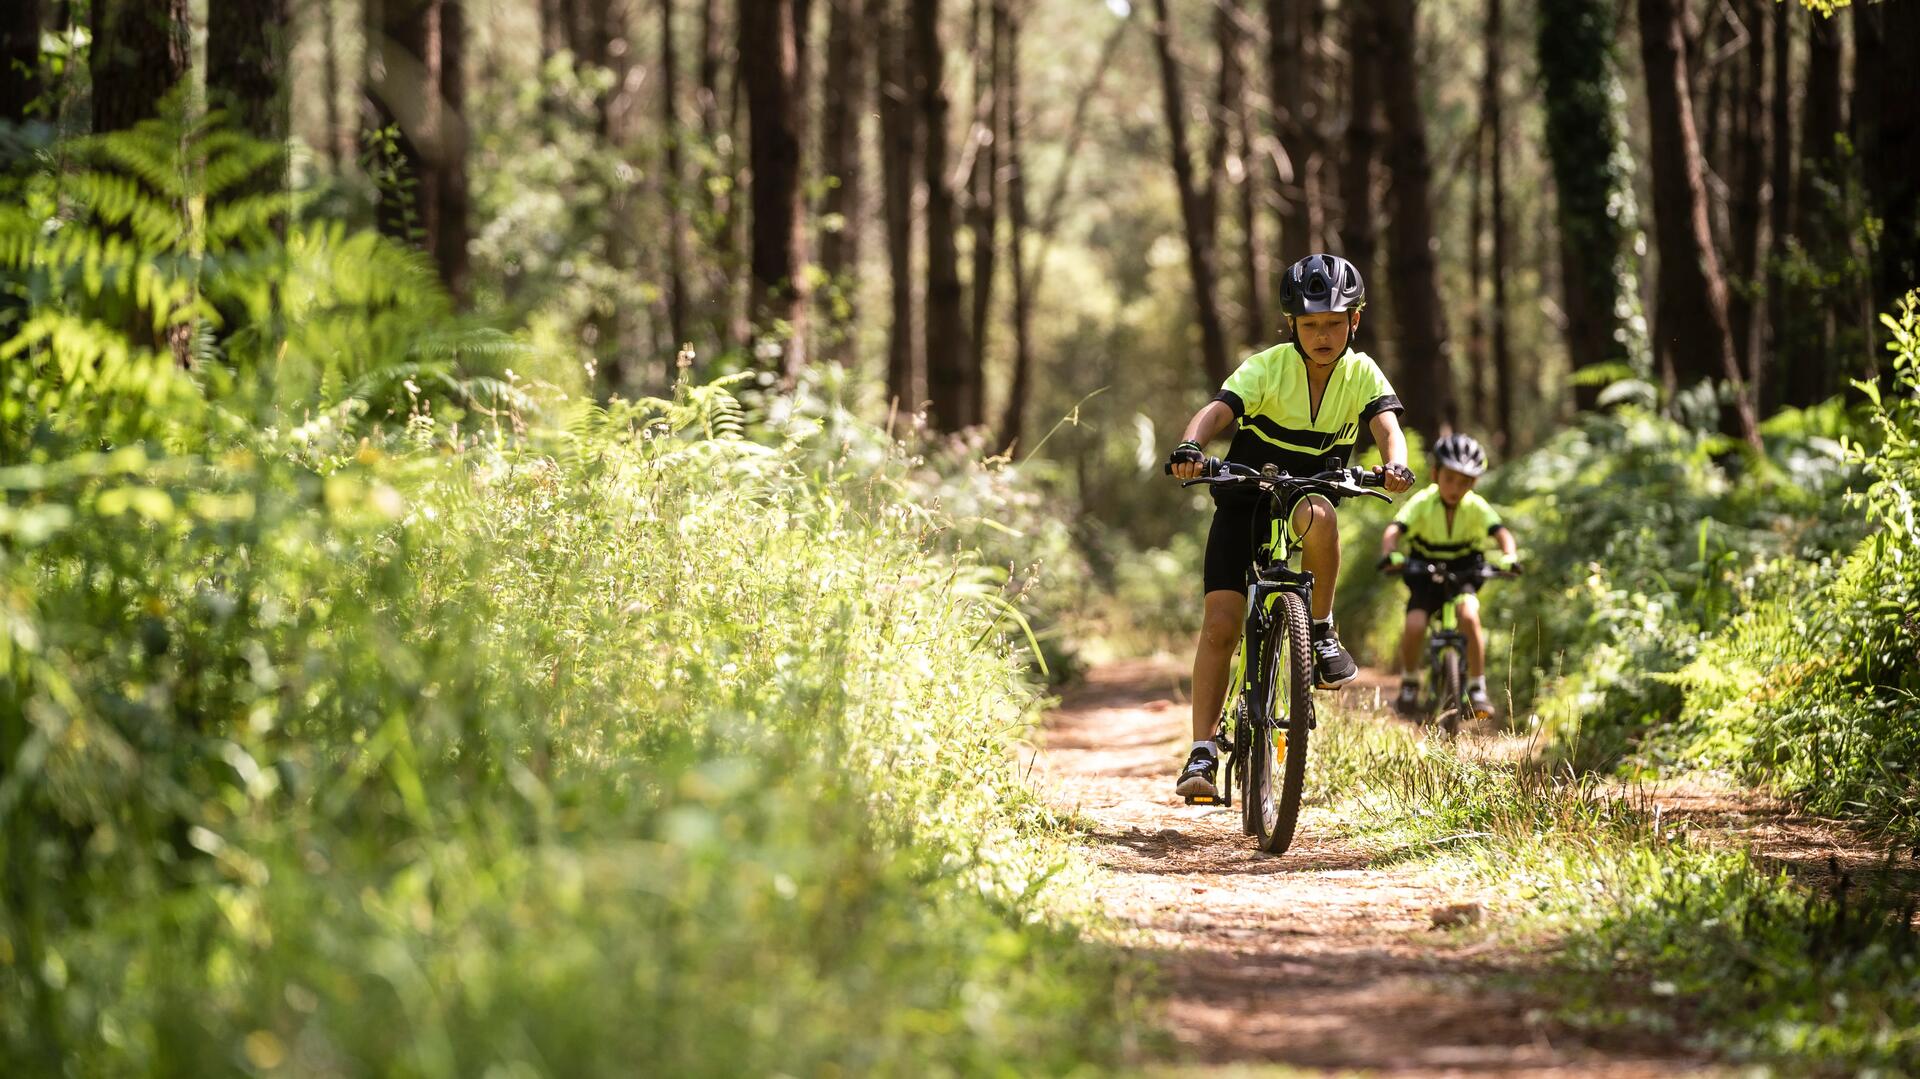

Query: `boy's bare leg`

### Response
(1191, 590, 1245, 740)
(1399, 610, 1429, 673)
(1290, 496, 1340, 621)
(1459, 594, 1486, 678)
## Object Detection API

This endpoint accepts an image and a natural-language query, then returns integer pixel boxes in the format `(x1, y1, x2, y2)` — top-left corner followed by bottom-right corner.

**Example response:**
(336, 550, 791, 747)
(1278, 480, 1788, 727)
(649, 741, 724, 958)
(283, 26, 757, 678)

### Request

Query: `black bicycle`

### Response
(1165, 458, 1396, 853)
(1394, 557, 1517, 734)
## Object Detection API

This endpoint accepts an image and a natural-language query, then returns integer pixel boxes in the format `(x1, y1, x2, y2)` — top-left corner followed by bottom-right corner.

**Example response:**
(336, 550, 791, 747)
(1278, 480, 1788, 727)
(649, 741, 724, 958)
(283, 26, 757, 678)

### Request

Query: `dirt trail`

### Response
(1039, 658, 1712, 1077)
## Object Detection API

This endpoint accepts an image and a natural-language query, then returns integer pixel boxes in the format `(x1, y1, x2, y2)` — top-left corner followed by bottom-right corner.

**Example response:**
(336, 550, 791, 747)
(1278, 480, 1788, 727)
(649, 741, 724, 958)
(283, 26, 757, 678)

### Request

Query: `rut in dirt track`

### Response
(1036, 658, 1710, 1078)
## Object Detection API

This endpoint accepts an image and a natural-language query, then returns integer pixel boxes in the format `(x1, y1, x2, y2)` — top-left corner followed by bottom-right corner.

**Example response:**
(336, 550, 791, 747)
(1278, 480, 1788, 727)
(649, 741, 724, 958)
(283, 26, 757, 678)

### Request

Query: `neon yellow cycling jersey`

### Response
(1214, 343, 1402, 477)
(1392, 485, 1505, 561)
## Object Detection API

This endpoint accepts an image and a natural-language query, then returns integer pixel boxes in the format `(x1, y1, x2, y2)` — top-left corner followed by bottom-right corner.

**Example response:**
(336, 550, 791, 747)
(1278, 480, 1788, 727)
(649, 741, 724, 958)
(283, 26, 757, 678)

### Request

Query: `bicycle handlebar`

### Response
(1162, 457, 1397, 502)
(1399, 557, 1520, 585)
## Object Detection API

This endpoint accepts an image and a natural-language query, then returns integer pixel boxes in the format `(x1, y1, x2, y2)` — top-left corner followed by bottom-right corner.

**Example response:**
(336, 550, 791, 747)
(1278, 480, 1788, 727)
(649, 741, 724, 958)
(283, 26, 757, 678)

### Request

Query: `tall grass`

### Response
(0, 116, 1142, 1074)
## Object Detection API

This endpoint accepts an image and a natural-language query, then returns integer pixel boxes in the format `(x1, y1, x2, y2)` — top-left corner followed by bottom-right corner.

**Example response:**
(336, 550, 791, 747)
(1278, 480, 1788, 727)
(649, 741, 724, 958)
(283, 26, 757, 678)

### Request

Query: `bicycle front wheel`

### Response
(1250, 590, 1314, 854)
(1434, 647, 1466, 734)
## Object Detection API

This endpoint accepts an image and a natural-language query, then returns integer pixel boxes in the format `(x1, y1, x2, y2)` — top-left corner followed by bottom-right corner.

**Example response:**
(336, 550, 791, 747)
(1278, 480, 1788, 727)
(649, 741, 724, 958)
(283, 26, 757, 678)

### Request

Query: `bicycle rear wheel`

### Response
(1250, 591, 1314, 854)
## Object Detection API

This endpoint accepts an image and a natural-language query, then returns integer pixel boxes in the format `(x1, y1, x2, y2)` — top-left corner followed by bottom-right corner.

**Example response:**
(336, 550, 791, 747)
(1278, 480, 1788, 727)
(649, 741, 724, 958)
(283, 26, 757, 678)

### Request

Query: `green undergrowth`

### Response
(1310, 713, 1920, 1073)
(1, 116, 1143, 1074)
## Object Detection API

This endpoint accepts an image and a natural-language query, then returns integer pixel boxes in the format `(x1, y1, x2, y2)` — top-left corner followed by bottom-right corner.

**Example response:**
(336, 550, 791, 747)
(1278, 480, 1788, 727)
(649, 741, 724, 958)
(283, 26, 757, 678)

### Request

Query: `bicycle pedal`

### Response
(1183, 792, 1229, 806)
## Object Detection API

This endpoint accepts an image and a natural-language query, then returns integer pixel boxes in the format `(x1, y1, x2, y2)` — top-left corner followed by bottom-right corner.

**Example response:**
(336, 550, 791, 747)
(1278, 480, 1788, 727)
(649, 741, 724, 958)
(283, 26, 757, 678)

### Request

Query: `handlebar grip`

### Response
(1358, 468, 1386, 488)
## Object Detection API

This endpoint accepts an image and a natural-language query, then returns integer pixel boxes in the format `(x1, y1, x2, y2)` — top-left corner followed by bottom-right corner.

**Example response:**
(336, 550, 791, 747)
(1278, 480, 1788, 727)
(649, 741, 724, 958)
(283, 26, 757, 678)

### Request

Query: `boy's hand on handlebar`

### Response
(1373, 462, 1415, 493)
(1167, 440, 1206, 480)
(1376, 551, 1406, 576)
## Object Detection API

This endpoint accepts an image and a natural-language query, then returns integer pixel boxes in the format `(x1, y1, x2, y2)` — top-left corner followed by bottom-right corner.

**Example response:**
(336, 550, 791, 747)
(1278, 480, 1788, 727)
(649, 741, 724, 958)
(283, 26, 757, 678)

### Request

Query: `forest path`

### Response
(1036, 658, 1716, 1077)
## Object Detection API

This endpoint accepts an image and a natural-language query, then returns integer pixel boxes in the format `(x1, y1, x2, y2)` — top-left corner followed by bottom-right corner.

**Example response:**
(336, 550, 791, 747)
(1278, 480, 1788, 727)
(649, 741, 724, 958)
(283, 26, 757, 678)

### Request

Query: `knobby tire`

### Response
(1436, 648, 1465, 735)
(1249, 591, 1313, 855)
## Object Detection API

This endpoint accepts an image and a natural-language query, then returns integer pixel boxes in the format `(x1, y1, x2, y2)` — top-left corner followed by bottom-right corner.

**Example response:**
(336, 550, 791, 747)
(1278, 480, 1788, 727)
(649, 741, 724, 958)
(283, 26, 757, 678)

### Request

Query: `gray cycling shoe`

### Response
(1394, 682, 1422, 716)
(1469, 685, 1495, 719)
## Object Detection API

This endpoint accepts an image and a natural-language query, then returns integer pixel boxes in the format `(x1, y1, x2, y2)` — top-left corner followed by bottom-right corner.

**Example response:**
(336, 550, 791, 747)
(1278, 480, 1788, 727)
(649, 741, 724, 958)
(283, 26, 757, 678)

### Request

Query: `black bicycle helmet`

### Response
(1431, 433, 1489, 478)
(1278, 253, 1366, 316)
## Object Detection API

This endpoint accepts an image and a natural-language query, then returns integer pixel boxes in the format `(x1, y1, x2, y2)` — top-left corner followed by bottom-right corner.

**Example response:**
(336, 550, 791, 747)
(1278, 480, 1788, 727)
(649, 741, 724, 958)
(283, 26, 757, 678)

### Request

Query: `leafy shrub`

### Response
(1673, 294, 1920, 840)
(0, 119, 1141, 1074)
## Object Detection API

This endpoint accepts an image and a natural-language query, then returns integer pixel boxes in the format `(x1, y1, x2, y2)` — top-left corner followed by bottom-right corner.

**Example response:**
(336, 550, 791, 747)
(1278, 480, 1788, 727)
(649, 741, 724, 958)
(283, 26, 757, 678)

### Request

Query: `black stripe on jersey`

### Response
(1360, 394, 1405, 421)
(1212, 389, 1246, 417)
(1242, 414, 1342, 451)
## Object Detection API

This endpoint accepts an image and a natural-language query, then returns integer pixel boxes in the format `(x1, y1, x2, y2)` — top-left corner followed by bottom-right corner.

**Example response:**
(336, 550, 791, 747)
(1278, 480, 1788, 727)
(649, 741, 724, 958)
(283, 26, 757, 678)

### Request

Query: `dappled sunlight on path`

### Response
(1036, 659, 1716, 1077)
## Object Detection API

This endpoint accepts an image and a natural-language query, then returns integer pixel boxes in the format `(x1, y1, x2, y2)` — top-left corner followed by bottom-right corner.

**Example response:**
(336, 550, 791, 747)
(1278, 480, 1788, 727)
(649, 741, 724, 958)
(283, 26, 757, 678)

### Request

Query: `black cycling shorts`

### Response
(1404, 558, 1482, 615)
(1202, 490, 1334, 595)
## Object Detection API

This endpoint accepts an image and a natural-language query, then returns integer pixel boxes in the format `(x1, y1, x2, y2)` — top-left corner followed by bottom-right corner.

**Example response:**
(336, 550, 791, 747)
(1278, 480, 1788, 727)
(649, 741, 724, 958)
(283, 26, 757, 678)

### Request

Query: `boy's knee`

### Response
(1458, 595, 1482, 624)
(1200, 611, 1242, 649)
(1403, 610, 1429, 633)
(1291, 495, 1337, 543)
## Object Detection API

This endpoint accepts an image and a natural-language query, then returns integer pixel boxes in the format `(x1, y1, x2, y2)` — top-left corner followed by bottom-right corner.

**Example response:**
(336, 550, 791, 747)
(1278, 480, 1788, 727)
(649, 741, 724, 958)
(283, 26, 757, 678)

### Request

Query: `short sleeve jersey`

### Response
(1392, 486, 1505, 561)
(1212, 344, 1403, 478)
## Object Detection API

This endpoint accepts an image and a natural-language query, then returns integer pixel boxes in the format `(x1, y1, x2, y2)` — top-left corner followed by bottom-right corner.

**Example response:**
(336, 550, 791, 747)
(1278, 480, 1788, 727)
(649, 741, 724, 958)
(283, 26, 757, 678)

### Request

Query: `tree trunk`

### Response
(318, 0, 347, 171)
(1467, 118, 1487, 430)
(1150, 0, 1231, 387)
(207, 0, 289, 142)
(1538, 0, 1627, 410)
(819, 0, 866, 362)
(1339, 1, 1380, 289)
(997, 0, 1033, 452)
(3, 0, 42, 125)
(433, 1, 469, 303)
(1777, 8, 1845, 407)
(965, 0, 998, 415)
(917, 0, 971, 428)
(1637, 0, 1758, 448)
(92, 0, 190, 133)
(1378, 0, 1454, 437)
(1217, 0, 1266, 349)
(1484, 0, 1513, 448)
(1267, 0, 1315, 265)
(878, 0, 920, 409)
(662, 0, 689, 351)
(741, 0, 811, 376)
(1726, 0, 1765, 400)
(1764, 0, 1792, 410)
(1854, 2, 1920, 383)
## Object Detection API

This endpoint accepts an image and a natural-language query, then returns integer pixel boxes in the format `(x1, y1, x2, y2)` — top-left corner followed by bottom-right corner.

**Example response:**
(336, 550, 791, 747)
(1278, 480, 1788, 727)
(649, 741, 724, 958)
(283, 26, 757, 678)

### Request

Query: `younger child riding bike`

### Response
(1167, 254, 1414, 801)
(1377, 433, 1520, 719)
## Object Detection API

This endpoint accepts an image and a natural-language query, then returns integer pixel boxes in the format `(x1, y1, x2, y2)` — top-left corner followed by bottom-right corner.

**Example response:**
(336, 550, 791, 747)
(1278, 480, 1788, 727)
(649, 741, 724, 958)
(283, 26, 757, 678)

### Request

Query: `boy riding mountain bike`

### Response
(1377, 433, 1520, 720)
(1168, 254, 1414, 801)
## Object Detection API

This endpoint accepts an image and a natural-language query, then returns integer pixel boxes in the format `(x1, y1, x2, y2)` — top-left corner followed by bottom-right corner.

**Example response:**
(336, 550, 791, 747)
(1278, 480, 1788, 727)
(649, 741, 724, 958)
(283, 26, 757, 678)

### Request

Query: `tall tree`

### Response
(92, 0, 190, 133)
(740, 0, 811, 375)
(1217, 0, 1267, 348)
(1726, 0, 1766, 395)
(997, 0, 1034, 451)
(1482, 0, 1513, 448)
(877, 0, 920, 409)
(966, 0, 999, 413)
(1150, 0, 1231, 386)
(1377, 0, 1454, 436)
(917, 0, 972, 428)
(662, 0, 689, 350)
(1764, 0, 1792, 409)
(819, 0, 866, 360)
(1267, 0, 1320, 264)
(2, 0, 42, 125)
(1636, 0, 1758, 448)
(1853, 1, 1918, 379)
(1780, 7, 1845, 405)
(207, 0, 289, 143)
(1537, 0, 1627, 410)
(1339, 1, 1380, 290)
(433, 1, 468, 302)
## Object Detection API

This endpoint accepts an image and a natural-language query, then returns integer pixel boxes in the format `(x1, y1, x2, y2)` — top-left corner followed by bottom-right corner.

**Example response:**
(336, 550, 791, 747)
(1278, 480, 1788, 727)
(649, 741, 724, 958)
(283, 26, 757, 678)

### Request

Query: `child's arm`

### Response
(1379, 522, 1406, 569)
(1169, 401, 1237, 479)
(1367, 412, 1415, 492)
(1489, 522, 1520, 556)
